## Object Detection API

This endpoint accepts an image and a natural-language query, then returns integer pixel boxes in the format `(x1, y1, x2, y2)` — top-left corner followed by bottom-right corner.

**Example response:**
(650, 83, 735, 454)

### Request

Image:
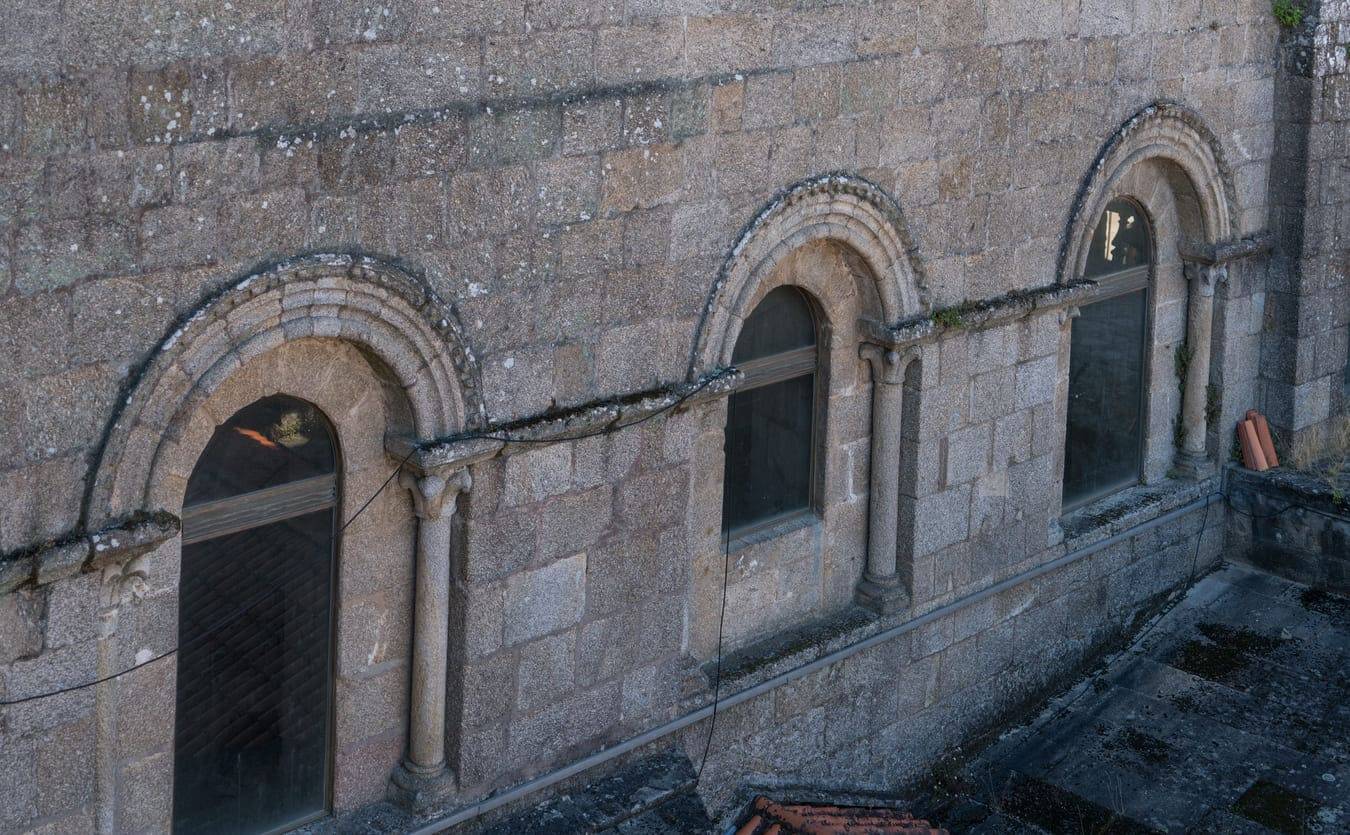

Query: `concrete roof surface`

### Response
(920, 563, 1350, 833)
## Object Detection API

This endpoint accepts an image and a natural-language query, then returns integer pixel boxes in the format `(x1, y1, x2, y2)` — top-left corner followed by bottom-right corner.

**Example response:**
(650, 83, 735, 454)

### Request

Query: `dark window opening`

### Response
(723, 286, 819, 535)
(174, 395, 338, 835)
(1064, 199, 1153, 510)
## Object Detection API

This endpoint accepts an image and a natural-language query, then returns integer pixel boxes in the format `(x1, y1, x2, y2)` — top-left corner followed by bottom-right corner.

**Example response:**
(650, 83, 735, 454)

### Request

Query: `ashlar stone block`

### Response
(516, 631, 577, 715)
(504, 553, 586, 645)
(503, 443, 574, 507)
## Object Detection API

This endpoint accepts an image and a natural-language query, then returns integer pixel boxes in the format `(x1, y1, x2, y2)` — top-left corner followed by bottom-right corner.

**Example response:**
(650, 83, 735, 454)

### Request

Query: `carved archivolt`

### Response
(85, 254, 483, 528)
(689, 173, 928, 378)
(1058, 101, 1238, 284)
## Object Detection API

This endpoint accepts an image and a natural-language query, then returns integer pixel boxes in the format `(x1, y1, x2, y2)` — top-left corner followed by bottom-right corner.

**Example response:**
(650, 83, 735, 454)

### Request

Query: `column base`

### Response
(1172, 449, 1215, 481)
(390, 760, 457, 812)
(854, 575, 909, 615)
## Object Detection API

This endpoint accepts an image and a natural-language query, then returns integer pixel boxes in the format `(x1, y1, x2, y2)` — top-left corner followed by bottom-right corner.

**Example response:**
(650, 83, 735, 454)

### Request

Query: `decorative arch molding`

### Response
(1057, 101, 1238, 285)
(84, 253, 484, 528)
(688, 173, 928, 378)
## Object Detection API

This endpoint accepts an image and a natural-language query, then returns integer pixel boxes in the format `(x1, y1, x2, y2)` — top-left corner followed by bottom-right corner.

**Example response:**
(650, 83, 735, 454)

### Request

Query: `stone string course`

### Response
(1, 2, 1347, 833)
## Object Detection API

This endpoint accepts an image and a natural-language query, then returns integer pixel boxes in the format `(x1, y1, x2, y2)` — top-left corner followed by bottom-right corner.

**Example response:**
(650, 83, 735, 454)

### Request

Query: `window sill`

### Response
(685, 604, 881, 705)
(1057, 475, 1217, 554)
(724, 509, 819, 554)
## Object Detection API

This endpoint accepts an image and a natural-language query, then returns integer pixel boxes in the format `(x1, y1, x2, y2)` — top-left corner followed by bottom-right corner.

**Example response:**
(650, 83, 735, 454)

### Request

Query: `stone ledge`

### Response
(1227, 462, 1350, 514)
(1058, 477, 1217, 554)
(1177, 232, 1275, 266)
(0, 511, 180, 595)
(401, 367, 741, 471)
(686, 605, 880, 708)
(864, 279, 1097, 349)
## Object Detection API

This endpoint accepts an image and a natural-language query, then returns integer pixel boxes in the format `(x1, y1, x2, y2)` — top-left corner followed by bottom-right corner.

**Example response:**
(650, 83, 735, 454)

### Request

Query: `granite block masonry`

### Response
(0, 1, 1347, 833)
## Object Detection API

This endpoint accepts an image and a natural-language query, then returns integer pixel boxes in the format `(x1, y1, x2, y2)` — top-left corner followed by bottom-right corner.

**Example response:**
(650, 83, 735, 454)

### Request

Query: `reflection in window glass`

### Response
(184, 395, 336, 504)
(724, 374, 815, 531)
(1063, 289, 1148, 508)
(723, 287, 818, 534)
(1064, 198, 1152, 509)
(174, 396, 337, 835)
(732, 286, 817, 363)
(1084, 198, 1152, 277)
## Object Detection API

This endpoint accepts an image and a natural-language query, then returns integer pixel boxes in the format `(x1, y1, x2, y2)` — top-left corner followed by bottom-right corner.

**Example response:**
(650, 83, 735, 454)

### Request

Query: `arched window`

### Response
(1064, 198, 1152, 509)
(723, 286, 819, 536)
(174, 395, 338, 835)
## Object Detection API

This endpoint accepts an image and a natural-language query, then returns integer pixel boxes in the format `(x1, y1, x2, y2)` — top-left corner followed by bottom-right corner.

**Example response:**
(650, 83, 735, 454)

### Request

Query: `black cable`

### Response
(1, 649, 172, 707)
(2, 370, 733, 709)
(339, 447, 416, 533)
(696, 528, 733, 786)
(696, 393, 736, 788)
(1, 574, 287, 707)
(341, 369, 732, 533)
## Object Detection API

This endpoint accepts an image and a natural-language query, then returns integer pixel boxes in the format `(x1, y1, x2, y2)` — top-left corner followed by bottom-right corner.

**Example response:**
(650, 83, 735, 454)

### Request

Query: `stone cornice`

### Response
(0, 512, 180, 596)
(862, 279, 1098, 349)
(1177, 232, 1275, 266)
(390, 368, 742, 472)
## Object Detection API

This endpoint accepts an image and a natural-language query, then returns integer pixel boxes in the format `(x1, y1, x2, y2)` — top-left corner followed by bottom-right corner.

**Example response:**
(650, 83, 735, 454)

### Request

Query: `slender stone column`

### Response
(393, 465, 471, 802)
(1176, 262, 1226, 478)
(855, 344, 913, 614)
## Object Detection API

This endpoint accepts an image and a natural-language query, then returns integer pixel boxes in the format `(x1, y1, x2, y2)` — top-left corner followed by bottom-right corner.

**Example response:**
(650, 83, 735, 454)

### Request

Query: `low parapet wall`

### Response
(1225, 464, 1350, 594)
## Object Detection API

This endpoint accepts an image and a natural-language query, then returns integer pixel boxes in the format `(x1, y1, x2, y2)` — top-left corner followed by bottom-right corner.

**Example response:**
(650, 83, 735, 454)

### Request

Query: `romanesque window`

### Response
(722, 286, 819, 535)
(174, 395, 338, 835)
(1063, 198, 1153, 509)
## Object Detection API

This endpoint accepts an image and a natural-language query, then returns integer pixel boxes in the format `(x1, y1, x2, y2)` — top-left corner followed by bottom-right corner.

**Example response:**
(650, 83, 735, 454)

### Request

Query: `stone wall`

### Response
(684, 491, 1224, 819)
(0, 1, 1331, 833)
(0, 1, 1285, 552)
(1261, 0, 1350, 440)
(1226, 464, 1350, 594)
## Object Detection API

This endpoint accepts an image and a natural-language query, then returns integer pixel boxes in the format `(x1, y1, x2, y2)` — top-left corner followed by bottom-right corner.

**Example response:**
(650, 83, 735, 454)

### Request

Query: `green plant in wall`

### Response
(1172, 344, 1195, 449)
(1205, 384, 1221, 428)
(933, 307, 965, 329)
(1272, 0, 1305, 28)
(1175, 344, 1192, 393)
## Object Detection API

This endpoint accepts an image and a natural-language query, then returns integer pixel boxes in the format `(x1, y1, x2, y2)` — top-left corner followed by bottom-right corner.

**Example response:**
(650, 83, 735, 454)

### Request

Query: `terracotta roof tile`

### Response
(735, 796, 947, 835)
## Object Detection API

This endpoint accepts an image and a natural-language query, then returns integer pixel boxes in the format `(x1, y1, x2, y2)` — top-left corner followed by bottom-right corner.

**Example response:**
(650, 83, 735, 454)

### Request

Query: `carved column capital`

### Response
(99, 555, 149, 611)
(1058, 305, 1081, 327)
(859, 343, 919, 386)
(398, 466, 472, 521)
(1184, 262, 1227, 298)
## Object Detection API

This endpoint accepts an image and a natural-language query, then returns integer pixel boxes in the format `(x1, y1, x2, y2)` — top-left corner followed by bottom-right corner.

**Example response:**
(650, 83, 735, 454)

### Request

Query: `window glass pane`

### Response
(1084, 198, 1151, 278)
(723, 374, 814, 532)
(172, 510, 334, 835)
(732, 286, 816, 364)
(185, 395, 336, 505)
(1064, 289, 1148, 507)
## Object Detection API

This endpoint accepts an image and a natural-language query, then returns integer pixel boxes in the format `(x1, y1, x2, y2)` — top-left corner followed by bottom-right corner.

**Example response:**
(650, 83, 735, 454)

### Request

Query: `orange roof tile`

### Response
(735, 796, 947, 835)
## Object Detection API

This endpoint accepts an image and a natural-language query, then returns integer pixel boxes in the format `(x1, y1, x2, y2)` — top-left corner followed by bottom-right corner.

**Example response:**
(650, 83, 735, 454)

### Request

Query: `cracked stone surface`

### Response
(920, 564, 1350, 834)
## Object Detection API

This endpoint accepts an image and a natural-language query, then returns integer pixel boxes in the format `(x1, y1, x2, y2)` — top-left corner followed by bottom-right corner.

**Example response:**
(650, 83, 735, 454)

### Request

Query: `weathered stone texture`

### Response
(1, 0, 1343, 832)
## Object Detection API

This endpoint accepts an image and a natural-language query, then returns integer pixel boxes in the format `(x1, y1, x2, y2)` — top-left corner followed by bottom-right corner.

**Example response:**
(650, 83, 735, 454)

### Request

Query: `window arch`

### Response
(1063, 198, 1153, 509)
(722, 286, 820, 536)
(174, 394, 339, 835)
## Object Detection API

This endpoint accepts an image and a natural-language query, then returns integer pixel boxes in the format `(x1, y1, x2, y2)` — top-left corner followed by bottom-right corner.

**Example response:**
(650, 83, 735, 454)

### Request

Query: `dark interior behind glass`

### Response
(723, 287, 818, 534)
(1063, 198, 1152, 509)
(1063, 289, 1148, 508)
(723, 374, 816, 532)
(174, 396, 336, 835)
